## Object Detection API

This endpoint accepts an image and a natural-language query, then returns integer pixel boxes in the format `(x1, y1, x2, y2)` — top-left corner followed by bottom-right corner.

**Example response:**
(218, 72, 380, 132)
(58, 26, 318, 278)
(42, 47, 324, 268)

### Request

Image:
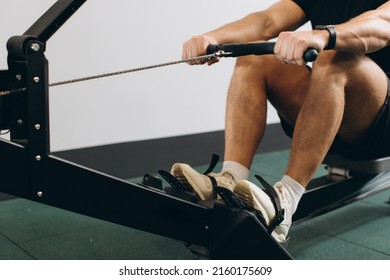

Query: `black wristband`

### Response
(315, 25, 336, 50)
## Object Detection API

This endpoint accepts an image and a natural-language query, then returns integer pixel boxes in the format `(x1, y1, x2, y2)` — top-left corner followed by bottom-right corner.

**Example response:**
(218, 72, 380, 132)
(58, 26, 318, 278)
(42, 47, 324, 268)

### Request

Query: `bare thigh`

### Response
(261, 52, 388, 147)
(327, 53, 388, 143)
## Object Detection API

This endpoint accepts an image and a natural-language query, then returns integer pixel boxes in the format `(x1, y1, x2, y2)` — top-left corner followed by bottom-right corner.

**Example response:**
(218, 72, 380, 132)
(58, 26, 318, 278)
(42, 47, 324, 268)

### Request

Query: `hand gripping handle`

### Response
(207, 42, 318, 62)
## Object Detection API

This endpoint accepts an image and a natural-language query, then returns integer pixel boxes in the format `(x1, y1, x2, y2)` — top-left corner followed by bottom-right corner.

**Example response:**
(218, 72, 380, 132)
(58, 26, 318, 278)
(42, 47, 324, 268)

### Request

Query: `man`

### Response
(170, 0, 390, 243)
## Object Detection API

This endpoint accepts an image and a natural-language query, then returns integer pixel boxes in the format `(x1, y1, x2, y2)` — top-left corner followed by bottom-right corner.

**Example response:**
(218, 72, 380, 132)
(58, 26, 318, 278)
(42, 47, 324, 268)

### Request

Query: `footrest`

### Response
(207, 201, 293, 259)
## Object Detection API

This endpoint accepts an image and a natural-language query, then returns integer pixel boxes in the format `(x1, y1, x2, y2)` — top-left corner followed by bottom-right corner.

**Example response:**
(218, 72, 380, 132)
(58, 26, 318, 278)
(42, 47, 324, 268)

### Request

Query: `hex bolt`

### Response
(30, 43, 40, 52)
(33, 77, 40, 83)
(35, 155, 42, 161)
(16, 74, 22, 81)
(34, 124, 41, 130)
(17, 119, 23, 125)
(37, 191, 43, 197)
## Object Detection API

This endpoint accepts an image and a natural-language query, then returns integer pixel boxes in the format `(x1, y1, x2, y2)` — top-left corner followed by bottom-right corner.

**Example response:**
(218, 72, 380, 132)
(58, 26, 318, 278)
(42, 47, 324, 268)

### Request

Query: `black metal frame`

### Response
(0, 0, 389, 260)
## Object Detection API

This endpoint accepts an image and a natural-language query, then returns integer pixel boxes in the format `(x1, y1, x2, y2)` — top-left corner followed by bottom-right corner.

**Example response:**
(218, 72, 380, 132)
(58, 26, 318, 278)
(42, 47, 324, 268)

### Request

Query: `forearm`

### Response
(335, 4, 390, 53)
(205, 12, 279, 44)
(182, 1, 306, 65)
(204, 1, 306, 44)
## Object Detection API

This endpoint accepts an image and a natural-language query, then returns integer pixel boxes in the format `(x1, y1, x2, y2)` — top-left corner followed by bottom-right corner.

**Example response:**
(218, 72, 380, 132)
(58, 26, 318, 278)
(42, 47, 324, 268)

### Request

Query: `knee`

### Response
(234, 55, 278, 76)
(232, 55, 282, 86)
(311, 51, 361, 80)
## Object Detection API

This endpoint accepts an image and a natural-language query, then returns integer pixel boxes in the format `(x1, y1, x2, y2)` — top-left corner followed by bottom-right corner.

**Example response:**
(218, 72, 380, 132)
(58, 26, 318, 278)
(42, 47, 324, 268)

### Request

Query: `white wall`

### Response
(1, 0, 283, 152)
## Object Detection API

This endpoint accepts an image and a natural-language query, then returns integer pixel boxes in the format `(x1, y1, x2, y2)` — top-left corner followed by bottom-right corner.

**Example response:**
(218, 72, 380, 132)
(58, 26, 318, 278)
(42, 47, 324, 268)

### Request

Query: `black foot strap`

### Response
(215, 187, 246, 209)
(207, 175, 219, 199)
(216, 186, 269, 228)
(158, 169, 193, 193)
(158, 154, 221, 199)
(255, 175, 285, 234)
(203, 154, 220, 175)
(204, 154, 221, 199)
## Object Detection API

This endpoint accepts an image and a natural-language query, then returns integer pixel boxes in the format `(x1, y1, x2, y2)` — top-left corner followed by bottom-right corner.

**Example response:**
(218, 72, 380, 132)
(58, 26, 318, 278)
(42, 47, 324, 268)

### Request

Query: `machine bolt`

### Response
(35, 155, 42, 161)
(33, 77, 40, 83)
(37, 191, 43, 197)
(17, 119, 23, 125)
(30, 43, 40, 52)
(34, 124, 41, 130)
(16, 74, 22, 81)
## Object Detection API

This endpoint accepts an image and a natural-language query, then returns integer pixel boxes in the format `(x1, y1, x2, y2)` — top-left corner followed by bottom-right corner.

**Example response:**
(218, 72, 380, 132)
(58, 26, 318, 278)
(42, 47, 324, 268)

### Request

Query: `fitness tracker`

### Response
(315, 25, 336, 50)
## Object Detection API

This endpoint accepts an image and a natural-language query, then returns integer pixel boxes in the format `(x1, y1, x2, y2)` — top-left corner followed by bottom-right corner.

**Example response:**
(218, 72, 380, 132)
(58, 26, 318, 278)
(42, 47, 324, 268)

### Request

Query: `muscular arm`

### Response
(185, 1, 390, 66)
(205, 0, 306, 43)
(335, 1, 390, 53)
(182, 0, 306, 64)
(275, 1, 390, 65)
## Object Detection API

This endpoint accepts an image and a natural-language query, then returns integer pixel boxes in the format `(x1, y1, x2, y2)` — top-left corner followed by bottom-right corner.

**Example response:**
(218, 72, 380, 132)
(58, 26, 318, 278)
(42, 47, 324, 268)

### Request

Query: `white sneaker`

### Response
(234, 179, 293, 243)
(170, 163, 237, 200)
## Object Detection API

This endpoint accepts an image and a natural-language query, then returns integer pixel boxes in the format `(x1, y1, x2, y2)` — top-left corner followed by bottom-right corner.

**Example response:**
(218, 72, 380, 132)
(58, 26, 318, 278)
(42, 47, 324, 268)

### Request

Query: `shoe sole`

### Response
(235, 182, 290, 243)
(172, 169, 208, 200)
(234, 181, 273, 226)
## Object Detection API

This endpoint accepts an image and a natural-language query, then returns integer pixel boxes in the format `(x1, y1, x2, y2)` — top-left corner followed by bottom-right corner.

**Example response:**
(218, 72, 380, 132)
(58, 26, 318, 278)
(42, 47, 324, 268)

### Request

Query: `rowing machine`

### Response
(0, 0, 389, 260)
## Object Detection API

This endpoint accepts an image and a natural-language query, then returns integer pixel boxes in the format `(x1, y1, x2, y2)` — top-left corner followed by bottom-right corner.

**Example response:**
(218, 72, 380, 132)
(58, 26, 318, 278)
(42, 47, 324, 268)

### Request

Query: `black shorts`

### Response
(280, 75, 390, 160)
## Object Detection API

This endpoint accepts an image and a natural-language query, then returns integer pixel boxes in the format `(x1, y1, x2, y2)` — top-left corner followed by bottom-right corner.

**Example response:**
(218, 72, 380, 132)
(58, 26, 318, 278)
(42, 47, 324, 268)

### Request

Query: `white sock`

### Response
(221, 161, 249, 181)
(280, 175, 305, 213)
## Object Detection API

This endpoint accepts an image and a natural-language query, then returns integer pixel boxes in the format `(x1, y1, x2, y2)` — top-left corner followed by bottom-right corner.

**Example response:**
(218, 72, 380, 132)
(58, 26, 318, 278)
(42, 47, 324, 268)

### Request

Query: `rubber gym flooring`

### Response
(0, 149, 389, 260)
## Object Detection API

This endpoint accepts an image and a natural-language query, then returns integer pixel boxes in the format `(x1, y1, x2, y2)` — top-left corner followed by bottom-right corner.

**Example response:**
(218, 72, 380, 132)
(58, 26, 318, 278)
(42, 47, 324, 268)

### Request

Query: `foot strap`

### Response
(215, 186, 246, 210)
(216, 187, 269, 228)
(159, 154, 221, 199)
(158, 169, 194, 192)
(203, 154, 220, 175)
(204, 154, 221, 198)
(255, 175, 285, 234)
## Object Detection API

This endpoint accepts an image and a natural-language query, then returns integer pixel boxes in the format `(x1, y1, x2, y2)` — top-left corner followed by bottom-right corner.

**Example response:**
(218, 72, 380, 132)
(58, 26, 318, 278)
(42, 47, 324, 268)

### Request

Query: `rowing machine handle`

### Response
(207, 42, 318, 62)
